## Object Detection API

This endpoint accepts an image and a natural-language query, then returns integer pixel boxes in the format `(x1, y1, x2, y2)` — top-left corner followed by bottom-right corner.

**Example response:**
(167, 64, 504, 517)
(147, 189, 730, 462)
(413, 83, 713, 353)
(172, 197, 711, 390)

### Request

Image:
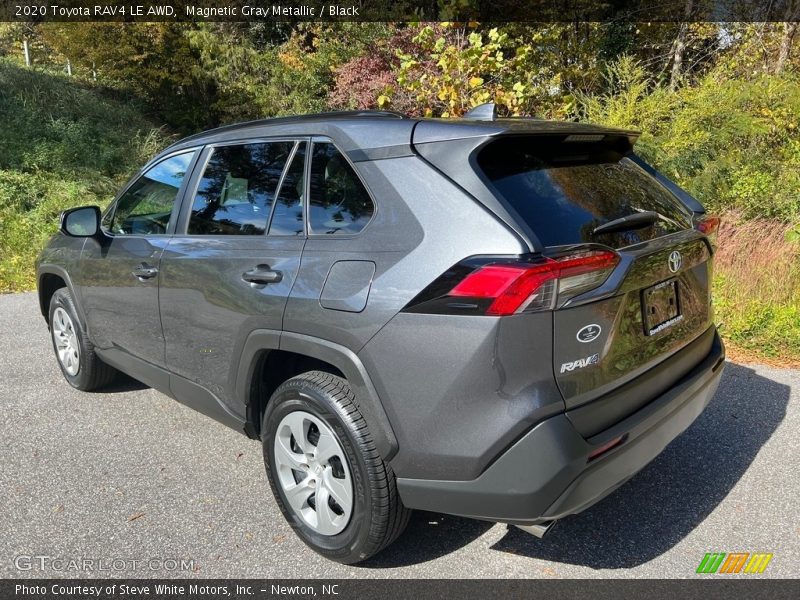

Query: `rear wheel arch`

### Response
(246, 348, 345, 438)
(237, 330, 399, 461)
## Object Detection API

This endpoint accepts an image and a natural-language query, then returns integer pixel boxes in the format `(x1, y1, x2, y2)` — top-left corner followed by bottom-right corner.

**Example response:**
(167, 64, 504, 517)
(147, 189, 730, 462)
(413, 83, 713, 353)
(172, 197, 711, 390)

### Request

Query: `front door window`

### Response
(109, 151, 195, 235)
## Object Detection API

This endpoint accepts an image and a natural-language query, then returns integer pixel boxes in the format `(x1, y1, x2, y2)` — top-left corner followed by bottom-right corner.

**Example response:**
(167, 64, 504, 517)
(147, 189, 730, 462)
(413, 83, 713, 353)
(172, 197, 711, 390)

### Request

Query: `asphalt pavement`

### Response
(1, 292, 798, 579)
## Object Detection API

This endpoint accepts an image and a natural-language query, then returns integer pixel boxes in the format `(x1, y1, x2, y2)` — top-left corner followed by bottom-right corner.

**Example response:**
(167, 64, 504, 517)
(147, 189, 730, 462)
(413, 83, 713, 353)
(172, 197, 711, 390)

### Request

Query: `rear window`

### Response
(477, 136, 692, 248)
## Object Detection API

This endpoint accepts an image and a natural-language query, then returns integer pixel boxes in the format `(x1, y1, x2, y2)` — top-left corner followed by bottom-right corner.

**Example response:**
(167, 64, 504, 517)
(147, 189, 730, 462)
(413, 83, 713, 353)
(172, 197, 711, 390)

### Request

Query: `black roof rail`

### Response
(319, 110, 408, 119)
(162, 109, 409, 153)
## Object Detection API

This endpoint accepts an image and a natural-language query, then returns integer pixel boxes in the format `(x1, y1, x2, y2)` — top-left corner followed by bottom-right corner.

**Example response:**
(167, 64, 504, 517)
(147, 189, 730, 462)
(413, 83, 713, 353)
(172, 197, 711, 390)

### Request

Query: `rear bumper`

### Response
(396, 329, 725, 524)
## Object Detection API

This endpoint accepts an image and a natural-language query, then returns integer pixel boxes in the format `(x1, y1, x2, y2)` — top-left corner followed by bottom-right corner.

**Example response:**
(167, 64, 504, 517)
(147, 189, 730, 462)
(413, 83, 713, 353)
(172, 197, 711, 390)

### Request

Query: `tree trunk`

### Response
(669, 0, 694, 92)
(776, 22, 798, 74)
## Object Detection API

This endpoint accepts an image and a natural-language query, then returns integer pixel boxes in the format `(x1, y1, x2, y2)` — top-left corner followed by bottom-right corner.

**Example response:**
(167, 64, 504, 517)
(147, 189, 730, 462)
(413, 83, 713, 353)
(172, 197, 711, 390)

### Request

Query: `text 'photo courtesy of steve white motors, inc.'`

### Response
(15, 582, 340, 597)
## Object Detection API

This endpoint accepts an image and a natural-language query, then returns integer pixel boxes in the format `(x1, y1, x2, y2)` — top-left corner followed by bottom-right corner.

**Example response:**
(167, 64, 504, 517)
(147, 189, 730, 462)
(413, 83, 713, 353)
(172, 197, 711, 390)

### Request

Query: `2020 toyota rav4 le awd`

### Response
(37, 104, 725, 564)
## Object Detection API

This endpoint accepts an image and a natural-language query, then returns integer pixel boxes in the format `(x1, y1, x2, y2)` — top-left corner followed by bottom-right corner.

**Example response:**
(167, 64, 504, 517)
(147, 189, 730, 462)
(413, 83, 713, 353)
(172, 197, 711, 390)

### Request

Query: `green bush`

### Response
(578, 57, 800, 222)
(0, 170, 104, 291)
(0, 61, 167, 174)
(711, 216, 800, 361)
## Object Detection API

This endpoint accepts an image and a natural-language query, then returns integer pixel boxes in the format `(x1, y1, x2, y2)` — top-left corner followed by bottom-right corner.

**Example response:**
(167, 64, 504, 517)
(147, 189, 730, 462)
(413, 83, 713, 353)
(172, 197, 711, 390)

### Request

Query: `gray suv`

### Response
(36, 106, 725, 564)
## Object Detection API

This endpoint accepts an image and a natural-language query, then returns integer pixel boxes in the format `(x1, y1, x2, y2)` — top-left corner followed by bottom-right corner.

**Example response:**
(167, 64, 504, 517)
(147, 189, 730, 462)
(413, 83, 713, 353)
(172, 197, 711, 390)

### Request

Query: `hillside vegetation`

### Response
(0, 60, 169, 290)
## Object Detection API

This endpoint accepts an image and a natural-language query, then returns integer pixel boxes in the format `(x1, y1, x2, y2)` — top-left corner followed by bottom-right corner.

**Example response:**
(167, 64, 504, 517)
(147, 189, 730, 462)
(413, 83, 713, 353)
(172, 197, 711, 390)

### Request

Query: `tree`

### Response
(775, 2, 800, 73)
(40, 23, 216, 131)
(187, 23, 391, 122)
(669, 0, 695, 91)
(328, 25, 416, 111)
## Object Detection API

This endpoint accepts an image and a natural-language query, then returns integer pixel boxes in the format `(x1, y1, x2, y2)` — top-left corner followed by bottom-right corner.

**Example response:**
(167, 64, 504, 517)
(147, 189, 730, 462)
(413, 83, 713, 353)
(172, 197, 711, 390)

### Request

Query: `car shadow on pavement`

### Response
(97, 373, 150, 394)
(360, 362, 789, 569)
(489, 361, 789, 568)
(359, 511, 494, 568)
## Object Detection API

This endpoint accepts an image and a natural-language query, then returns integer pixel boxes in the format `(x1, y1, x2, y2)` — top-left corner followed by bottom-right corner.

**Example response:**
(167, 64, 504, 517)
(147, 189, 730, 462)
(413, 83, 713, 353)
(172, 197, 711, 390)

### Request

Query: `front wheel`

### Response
(262, 371, 410, 564)
(48, 288, 117, 391)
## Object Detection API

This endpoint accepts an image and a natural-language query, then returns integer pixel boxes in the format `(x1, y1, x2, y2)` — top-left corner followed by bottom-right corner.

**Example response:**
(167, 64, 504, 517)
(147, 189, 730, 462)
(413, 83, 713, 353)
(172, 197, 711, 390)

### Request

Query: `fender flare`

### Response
(37, 265, 87, 326)
(235, 329, 399, 461)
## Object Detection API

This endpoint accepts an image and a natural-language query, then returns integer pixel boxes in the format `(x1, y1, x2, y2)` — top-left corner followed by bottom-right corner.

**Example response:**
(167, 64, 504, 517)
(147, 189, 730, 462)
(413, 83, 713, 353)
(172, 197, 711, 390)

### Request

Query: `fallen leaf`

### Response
(272, 535, 287, 544)
(53, 505, 64, 513)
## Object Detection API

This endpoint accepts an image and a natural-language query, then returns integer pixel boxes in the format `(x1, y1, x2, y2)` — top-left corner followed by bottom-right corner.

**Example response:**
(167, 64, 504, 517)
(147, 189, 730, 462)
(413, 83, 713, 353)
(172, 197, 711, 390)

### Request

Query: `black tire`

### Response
(48, 287, 117, 391)
(262, 370, 410, 564)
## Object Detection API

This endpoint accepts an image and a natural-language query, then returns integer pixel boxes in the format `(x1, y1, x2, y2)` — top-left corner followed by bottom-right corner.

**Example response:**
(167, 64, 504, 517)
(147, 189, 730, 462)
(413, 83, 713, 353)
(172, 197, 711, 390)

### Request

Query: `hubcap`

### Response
(52, 307, 80, 376)
(273, 410, 353, 536)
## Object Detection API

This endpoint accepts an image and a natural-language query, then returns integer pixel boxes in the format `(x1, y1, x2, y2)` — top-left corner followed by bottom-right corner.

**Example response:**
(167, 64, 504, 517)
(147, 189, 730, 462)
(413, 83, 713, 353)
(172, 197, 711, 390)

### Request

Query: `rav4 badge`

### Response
(560, 353, 600, 374)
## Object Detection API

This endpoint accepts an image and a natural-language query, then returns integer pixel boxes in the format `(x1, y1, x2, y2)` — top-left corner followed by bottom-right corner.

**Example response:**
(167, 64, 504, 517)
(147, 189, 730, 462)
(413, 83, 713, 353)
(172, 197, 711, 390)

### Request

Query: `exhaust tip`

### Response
(514, 520, 557, 538)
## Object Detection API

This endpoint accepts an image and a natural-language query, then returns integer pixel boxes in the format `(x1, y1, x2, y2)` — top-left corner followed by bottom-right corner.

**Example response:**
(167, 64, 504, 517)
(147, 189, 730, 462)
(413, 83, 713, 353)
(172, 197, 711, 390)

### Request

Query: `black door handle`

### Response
(132, 263, 159, 281)
(242, 265, 283, 286)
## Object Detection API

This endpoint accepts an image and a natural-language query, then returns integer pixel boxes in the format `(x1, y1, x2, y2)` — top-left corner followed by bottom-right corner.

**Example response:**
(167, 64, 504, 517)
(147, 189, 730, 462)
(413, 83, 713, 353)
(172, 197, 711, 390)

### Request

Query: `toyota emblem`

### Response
(668, 250, 682, 273)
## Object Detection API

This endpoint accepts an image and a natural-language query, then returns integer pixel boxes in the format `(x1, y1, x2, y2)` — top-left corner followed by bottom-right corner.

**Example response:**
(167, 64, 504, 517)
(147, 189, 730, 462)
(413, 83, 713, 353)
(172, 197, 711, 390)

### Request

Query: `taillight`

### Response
(450, 263, 559, 315)
(695, 215, 720, 247)
(404, 250, 619, 316)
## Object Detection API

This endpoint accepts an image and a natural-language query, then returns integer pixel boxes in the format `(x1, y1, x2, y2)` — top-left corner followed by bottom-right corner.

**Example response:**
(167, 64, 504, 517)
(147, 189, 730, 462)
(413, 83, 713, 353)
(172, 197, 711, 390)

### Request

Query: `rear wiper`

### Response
(592, 211, 660, 235)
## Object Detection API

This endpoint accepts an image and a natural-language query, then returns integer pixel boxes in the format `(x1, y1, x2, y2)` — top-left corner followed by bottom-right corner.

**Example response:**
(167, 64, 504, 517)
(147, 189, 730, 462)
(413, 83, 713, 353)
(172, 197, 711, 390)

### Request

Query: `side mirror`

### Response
(60, 206, 101, 237)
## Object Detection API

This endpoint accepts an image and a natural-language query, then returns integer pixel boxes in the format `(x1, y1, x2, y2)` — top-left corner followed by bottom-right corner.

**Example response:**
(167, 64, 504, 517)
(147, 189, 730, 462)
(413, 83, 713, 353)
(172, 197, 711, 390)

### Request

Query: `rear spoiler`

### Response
(627, 154, 706, 215)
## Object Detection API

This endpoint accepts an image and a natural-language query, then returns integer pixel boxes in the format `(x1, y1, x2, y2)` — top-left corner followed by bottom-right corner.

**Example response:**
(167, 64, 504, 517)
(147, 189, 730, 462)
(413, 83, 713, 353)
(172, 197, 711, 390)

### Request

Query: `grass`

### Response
(0, 59, 170, 292)
(713, 214, 800, 365)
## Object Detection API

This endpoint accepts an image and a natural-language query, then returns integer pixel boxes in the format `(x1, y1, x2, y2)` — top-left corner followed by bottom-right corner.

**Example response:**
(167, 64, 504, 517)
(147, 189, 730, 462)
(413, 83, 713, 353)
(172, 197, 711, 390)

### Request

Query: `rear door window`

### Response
(268, 142, 306, 236)
(477, 136, 692, 248)
(188, 141, 293, 235)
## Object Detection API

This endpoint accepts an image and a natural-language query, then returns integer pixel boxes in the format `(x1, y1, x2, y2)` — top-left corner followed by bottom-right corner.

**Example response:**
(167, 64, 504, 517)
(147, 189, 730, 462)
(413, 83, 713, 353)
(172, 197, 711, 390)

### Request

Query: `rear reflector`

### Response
(435, 249, 619, 316)
(587, 434, 627, 462)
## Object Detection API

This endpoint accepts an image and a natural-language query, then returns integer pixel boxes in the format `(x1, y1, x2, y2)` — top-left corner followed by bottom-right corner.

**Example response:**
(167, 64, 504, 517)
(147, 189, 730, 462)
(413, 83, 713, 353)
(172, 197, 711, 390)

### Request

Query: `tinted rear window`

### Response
(477, 136, 692, 248)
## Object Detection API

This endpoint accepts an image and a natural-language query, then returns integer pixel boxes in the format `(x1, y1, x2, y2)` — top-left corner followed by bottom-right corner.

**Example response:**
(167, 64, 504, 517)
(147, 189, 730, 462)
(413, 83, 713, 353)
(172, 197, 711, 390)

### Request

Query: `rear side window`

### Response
(188, 141, 293, 235)
(477, 137, 692, 248)
(308, 142, 374, 235)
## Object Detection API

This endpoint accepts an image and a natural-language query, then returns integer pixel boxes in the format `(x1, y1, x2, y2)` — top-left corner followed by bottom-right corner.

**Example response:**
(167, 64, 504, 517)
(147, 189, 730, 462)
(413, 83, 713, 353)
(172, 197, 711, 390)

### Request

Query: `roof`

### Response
(152, 105, 640, 168)
(172, 110, 408, 147)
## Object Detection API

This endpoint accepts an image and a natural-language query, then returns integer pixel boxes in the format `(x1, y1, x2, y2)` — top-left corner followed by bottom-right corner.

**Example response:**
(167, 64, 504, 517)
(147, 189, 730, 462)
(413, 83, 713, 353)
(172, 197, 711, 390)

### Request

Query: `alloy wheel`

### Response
(52, 307, 80, 376)
(273, 410, 354, 535)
